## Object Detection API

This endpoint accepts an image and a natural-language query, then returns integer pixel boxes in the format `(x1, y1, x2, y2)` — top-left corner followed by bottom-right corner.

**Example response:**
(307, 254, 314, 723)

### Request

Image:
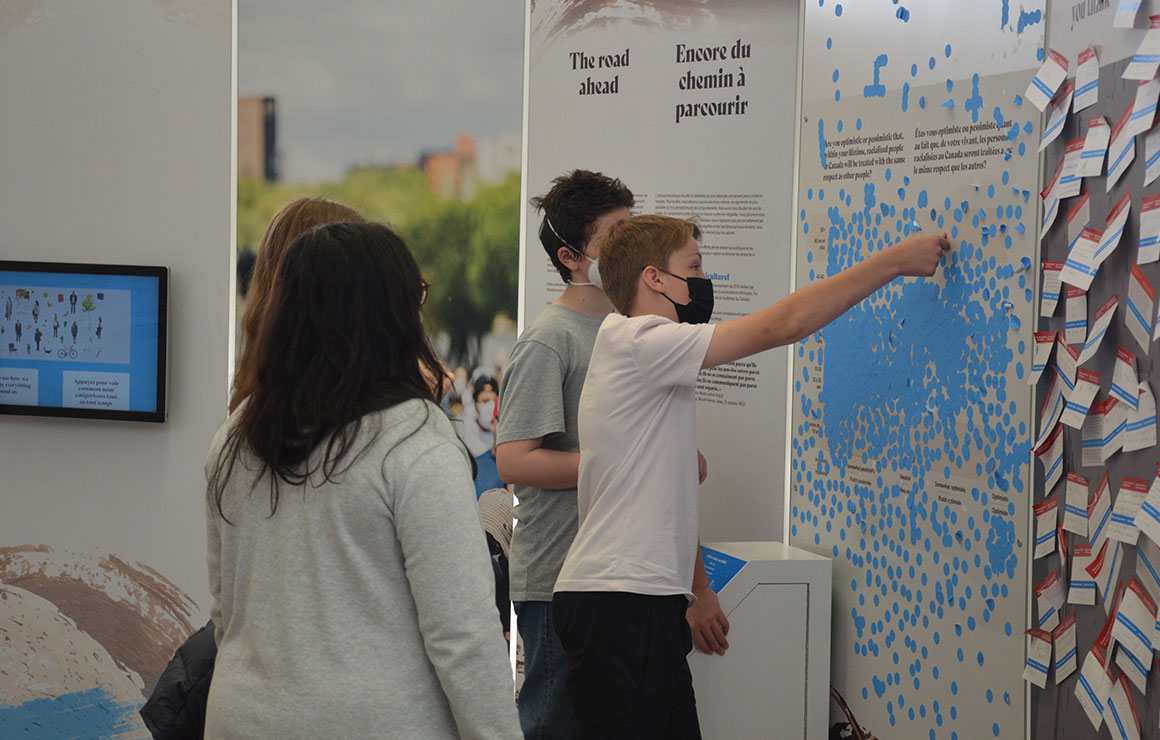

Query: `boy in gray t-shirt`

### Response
(496, 170, 634, 739)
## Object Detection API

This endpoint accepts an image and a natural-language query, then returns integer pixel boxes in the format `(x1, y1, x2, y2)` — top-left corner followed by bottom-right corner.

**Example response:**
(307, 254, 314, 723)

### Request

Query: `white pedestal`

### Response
(689, 541, 832, 740)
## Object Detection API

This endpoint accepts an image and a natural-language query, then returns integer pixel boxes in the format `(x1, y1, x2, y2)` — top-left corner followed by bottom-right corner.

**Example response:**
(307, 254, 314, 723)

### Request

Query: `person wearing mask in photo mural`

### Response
(496, 170, 729, 740)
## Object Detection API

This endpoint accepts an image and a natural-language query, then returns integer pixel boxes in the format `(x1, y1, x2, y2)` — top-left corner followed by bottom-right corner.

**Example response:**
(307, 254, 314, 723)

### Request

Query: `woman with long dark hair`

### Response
(204, 222, 520, 739)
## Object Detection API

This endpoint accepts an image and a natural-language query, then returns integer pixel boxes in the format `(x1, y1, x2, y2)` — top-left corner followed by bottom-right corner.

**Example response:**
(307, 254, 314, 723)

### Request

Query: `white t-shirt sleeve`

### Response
(629, 317, 715, 388)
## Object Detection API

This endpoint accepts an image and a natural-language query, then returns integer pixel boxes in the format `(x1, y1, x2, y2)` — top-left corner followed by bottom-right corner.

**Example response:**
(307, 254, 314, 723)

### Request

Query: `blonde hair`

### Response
(231, 197, 366, 411)
(598, 215, 701, 314)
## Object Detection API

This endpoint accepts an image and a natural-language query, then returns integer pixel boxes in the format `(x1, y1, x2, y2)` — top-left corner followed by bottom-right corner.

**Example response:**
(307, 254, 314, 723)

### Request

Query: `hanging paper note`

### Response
(1102, 190, 1132, 257)
(1035, 496, 1060, 559)
(1061, 228, 1104, 290)
(1127, 75, 1160, 138)
(1107, 106, 1136, 190)
(1057, 335, 1080, 396)
(1124, 382, 1157, 451)
(1078, 294, 1119, 364)
(1068, 190, 1091, 244)
(1034, 421, 1064, 496)
(1054, 613, 1078, 682)
(1137, 464, 1160, 545)
(1065, 287, 1088, 345)
(1109, 476, 1148, 546)
(1070, 542, 1097, 604)
(1058, 138, 1085, 198)
(1057, 523, 1069, 574)
(1089, 471, 1113, 553)
(1127, 267, 1156, 352)
(1105, 673, 1142, 740)
(1035, 568, 1066, 631)
(1063, 369, 1100, 427)
(1116, 0, 1144, 28)
(1082, 397, 1126, 465)
(1022, 628, 1053, 688)
(1095, 585, 1123, 657)
(1041, 261, 1065, 317)
(1136, 531, 1160, 600)
(1088, 540, 1125, 611)
(1037, 369, 1066, 449)
(1026, 49, 1069, 110)
(1076, 646, 1111, 730)
(1077, 116, 1111, 178)
(1110, 347, 1140, 409)
(1041, 80, 1075, 151)
(1123, 14, 1160, 78)
(1041, 159, 1063, 233)
(1145, 123, 1160, 186)
(1112, 578, 1156, 691)
(1076, 47, 1100, 111)
(1029, 331, 1058, 384)
(1064, 473, 1090, 536)
(1140, 194, 1160, 263)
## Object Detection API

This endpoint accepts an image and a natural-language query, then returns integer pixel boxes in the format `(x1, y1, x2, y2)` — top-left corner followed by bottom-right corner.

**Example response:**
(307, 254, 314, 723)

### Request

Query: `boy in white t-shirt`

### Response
(552, 214, 950, 738)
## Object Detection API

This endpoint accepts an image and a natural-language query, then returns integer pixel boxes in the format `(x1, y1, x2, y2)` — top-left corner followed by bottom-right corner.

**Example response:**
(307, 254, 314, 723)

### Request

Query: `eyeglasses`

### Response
(420, 279, 430, 306)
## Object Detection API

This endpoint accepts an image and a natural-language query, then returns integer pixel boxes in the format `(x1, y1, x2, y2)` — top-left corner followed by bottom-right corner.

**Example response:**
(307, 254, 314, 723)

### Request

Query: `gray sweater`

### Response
(204, 399, 521, 739)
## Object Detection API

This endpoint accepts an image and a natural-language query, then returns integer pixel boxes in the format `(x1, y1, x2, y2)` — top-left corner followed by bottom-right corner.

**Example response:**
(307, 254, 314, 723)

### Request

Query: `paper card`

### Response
(1110, 347, 1140, 409)
(1128, 76, 1160, 138)
(1087, 540, 1125, 612)
(1027, 49, 1069, 110)
(1109, 476, 1149, 546)
(1124, 381, 1157, 451)
(1054, 613, 1078, 682)
(1124, 266, 1156, 352)
(1116, 0, 1144, 28)
(1034, 421, 1065, 496)
(1107, 103, 1137, 190)
(1041, 80, 1075, 151)
(1058, 138, 1086, 198)
(1058, 523, 1070, 574)
(1136, 533, 1160, 601)
(1078, 295, 1119, 364)
(1058, 336, 1080, 398)
(1041, 260, 1065, 317)
(1096, 584, 1123, 654)
(1105, 673, 1142, 740)
(1145, 123, 1160, 186)
(1103, 190, 1133, 259)
(1068, 190, 1092, 246)
(1037, 369, 1066, 449)
(1063, 368, 1100, 427)
(1062, 227, 1104, 291)
(1064, 472, 1090, 536)
(1035, 496, 1060, 558)
(1090, 471, 1113, 554)
(1029, 331, 1058, 385)
(1070, 542, 1097, 604)
(1022, 628, 1053, 688)
(1137, 467, 1160, 546)
(1112, 578, 1156, 666)
(1115, 645, 1151, 701)
(1077, 116, 1111, 178)
(1076, 47, 1100, 112)
(1140, 194, 1160, 263)
(1076, 646, 1111, 730)
(1080, 397, 1110, 467)
(1065, 287, 1089, 346)
(1036, 569, 1066, 631)
(1123, 14, 1160, 78)
(1042, 159, 1064, 233)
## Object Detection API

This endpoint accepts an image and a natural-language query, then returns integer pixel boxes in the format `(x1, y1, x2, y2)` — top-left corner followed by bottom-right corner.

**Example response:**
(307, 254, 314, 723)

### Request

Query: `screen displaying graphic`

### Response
(0, 262, 167, 422)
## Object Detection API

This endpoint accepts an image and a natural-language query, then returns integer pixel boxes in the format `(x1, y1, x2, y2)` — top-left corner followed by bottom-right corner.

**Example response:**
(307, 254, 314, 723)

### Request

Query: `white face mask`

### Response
(476, 399, 496, 428)
(569, 251, 603, 290)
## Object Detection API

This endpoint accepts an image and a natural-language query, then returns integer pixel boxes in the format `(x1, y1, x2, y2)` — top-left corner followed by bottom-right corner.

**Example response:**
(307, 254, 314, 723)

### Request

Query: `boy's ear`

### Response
(557, 245, 583, 273)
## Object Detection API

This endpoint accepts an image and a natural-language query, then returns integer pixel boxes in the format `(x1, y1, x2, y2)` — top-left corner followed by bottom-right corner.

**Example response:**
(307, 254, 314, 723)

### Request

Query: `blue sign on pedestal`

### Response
(700, 546, 747, 593)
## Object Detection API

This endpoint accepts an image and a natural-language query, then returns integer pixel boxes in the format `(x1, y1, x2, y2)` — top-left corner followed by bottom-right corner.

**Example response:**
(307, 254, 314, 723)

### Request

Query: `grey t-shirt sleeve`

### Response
(496, 338, 567, 445)
(393, 441, 522, 739)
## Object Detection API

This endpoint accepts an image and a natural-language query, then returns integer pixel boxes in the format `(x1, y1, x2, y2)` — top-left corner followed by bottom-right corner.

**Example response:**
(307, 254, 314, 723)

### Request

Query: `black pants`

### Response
(552, 591, 701, 740)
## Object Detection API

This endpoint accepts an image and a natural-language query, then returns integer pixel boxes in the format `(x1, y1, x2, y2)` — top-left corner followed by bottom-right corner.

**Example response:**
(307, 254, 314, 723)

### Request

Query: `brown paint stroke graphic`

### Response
(0, 0, 229, 44)
(533, 0, 771, 51)
(0, 545, 197, 694)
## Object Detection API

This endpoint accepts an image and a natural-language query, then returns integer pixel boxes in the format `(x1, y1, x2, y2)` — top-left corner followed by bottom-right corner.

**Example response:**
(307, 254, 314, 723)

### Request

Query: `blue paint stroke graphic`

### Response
(1017, 9, 1043, 33)
(819, 118, 828, 167)
(965, 74, 983, 123)
(0, 687, 139, 739)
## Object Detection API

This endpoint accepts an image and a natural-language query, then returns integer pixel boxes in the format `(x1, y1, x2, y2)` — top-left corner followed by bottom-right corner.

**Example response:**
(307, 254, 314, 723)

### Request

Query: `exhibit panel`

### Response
(521, 0, 801, 542)
(788, 2, 1044, 738)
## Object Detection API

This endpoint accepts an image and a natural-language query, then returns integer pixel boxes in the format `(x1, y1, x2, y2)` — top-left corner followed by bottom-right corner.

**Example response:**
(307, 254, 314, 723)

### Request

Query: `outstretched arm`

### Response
(703, 233, 951, 369)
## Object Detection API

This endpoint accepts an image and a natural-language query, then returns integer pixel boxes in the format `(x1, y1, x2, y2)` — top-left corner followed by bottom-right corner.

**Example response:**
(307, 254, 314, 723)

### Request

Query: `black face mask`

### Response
(659, 270, 714, 324)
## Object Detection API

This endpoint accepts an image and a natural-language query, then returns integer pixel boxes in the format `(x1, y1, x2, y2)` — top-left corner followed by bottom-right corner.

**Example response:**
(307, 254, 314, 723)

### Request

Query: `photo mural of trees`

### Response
(237, 168, 520, 365)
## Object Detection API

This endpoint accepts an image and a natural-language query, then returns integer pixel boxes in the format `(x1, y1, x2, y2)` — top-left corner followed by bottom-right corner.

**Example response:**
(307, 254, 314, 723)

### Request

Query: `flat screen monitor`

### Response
(0, 261, 168, 422)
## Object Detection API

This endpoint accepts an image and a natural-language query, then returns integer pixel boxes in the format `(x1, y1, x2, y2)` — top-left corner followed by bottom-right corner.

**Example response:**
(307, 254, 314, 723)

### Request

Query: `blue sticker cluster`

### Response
(800, 9, 1040, 738)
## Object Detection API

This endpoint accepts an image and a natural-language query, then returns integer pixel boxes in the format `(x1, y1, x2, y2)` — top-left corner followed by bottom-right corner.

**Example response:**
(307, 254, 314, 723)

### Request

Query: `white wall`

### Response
(0, 0, 233, 617)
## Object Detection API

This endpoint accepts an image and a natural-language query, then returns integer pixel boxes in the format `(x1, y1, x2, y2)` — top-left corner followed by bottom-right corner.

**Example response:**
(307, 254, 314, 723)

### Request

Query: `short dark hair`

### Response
(530, 170, 634, 282)
(473, 375, 498, 398)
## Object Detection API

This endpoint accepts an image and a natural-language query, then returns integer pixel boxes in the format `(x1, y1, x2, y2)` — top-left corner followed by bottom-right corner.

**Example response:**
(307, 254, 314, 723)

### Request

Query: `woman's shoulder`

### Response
(367, 399, 466, 467)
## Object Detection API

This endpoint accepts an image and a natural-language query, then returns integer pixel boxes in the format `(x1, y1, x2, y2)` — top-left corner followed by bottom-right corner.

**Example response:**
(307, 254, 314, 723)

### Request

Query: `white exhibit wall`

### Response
(0, 0, 232, 731)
